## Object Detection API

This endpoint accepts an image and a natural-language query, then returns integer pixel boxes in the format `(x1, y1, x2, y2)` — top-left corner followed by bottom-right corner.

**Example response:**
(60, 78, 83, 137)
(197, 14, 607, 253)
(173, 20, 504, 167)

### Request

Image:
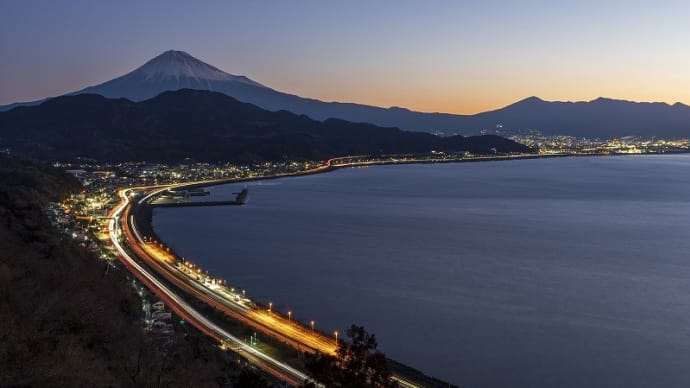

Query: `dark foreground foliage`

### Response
(304, 325, 397, 388)
(0, 155, 250, 386)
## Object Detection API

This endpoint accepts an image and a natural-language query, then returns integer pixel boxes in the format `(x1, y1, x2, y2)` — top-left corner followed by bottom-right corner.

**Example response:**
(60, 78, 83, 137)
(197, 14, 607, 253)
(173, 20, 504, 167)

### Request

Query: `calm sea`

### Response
(153, 155, 690, 387)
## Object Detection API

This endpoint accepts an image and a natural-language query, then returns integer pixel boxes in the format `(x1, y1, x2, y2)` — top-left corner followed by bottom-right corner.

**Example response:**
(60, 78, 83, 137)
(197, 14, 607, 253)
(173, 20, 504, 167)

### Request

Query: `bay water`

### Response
(153, 155, 690, 387)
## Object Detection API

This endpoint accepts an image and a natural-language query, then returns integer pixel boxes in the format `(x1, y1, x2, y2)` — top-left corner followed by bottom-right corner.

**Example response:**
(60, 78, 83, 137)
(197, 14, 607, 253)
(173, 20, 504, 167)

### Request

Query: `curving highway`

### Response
(108, 189, 311, 386)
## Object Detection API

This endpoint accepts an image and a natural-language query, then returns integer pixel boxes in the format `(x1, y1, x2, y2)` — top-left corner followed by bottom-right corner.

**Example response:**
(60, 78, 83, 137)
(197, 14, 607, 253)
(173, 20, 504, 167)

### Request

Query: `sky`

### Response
(1, 0, 689, 114)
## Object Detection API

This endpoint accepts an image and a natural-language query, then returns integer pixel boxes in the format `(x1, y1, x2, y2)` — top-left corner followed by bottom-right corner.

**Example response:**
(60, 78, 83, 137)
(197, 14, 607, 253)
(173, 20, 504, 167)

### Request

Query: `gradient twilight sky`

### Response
(1, 0, 689, 114)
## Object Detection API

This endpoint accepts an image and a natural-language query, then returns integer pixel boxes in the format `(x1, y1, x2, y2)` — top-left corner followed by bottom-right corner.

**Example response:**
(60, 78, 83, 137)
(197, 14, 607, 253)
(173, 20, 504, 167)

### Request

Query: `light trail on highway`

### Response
(108, 189, 311, 386)
(124, 210, 338, 354)
(138, 239, 339, 354)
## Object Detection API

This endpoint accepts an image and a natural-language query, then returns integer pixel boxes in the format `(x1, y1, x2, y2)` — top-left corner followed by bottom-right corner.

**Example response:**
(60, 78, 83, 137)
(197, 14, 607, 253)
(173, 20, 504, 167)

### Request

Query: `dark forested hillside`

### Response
(0, 89, 532, 163)
(0, 155, 235, 386)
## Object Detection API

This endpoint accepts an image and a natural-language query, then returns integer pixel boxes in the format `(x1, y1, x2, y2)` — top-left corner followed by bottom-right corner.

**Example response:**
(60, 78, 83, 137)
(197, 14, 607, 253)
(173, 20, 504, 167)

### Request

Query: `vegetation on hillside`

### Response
(0, 154, 261, 386)
(304, 325, 397, 388)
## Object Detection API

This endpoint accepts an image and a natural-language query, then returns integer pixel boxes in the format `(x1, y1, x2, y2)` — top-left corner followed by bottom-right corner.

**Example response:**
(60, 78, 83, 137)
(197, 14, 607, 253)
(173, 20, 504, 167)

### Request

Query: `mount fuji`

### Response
(3, 50, 690, 138)
(74, 50, 266, 100)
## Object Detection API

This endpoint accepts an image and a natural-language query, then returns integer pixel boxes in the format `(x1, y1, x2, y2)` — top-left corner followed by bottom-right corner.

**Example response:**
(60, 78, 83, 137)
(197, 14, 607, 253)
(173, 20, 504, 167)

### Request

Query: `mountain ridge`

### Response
(2, 50, 690, 138)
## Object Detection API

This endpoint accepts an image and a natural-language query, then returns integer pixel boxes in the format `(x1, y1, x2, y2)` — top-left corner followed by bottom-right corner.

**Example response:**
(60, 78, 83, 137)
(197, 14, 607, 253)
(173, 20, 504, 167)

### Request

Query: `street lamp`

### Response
(288, 311, 292, 322)
(334, 331, 338, 345)
(268, 302, 272, 313)
(310, 320, 315, 332)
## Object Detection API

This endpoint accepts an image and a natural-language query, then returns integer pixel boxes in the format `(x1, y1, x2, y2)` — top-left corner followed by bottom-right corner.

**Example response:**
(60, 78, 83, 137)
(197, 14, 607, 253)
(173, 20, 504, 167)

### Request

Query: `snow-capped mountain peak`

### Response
(125, 50, 263, 87)
(63, 50, 270, 102)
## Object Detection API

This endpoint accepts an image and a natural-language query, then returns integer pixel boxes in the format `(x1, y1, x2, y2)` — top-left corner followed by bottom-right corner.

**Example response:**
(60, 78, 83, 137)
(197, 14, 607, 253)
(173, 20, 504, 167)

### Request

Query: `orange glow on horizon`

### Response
(276, 87, 690, 116)
(265, 68, 690, 116)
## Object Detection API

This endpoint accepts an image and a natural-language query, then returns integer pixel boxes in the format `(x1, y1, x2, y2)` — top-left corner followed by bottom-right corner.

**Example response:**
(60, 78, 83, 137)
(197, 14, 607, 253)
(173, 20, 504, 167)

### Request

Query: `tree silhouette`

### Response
(304, 324, 396, 387)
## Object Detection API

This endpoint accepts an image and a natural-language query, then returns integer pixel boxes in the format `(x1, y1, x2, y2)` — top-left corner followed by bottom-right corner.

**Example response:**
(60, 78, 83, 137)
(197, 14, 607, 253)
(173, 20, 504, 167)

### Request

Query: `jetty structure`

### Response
(150, 187, 248, 208)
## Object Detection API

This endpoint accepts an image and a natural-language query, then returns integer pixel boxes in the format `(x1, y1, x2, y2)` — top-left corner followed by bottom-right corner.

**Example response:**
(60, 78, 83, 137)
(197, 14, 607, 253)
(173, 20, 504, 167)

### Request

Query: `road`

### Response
(108, 189, 311, 386)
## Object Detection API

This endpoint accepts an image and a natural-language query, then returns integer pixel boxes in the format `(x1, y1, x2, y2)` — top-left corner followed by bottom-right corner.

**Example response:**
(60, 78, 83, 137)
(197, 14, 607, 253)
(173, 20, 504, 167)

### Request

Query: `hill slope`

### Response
(0, 89, 531, 163)
(0, 155, 231, 386)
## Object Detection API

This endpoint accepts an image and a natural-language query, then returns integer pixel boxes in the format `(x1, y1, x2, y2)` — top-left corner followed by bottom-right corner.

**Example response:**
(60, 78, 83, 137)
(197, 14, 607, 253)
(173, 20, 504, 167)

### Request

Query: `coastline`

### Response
(165, 150, 682, 193)
(134, 152, 566, 240)
(171, 152, 569, 192)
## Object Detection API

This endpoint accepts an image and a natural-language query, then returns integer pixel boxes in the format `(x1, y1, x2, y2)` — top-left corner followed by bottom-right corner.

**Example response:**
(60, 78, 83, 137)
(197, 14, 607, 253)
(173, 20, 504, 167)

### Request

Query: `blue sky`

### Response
(2, 0, 689, 113)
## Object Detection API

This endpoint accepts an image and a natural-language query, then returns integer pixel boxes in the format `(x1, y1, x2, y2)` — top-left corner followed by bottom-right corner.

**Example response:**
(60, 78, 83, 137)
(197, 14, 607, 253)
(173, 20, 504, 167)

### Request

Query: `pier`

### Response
(149, 200, 243, 208)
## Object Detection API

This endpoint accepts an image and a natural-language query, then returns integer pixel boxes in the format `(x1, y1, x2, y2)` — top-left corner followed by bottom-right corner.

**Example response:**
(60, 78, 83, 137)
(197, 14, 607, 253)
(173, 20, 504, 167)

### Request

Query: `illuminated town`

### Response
(510, 133, 689, 154)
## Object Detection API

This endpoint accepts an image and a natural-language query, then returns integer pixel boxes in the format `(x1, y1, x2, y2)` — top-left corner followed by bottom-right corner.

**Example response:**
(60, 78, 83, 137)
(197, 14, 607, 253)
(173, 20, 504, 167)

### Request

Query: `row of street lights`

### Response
(145, 234, 341, 347)
(267, 302, 339, 345)
(140, 236, 343, 348)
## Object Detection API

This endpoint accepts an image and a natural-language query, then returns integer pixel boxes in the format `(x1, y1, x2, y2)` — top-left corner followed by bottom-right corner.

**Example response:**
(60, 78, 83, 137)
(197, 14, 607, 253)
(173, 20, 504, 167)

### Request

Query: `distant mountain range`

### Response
(0, 89, 530, 163)
(2, 50, 689, 139)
